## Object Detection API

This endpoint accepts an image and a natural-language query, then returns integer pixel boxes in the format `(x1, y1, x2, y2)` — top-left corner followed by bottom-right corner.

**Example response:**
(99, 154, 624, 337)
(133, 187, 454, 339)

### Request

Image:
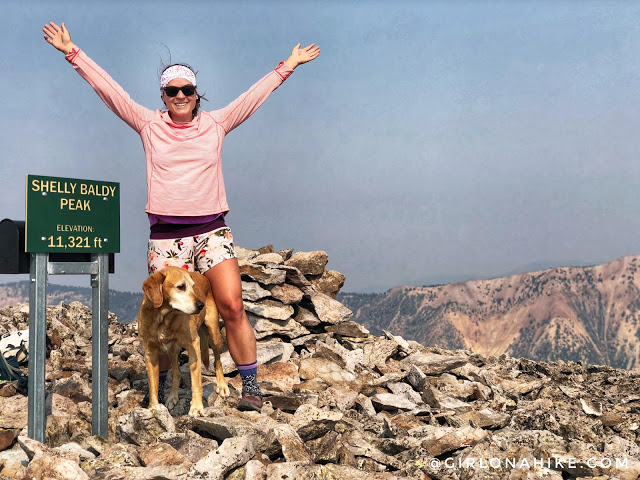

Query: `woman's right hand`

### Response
(43, 22, 76, 54)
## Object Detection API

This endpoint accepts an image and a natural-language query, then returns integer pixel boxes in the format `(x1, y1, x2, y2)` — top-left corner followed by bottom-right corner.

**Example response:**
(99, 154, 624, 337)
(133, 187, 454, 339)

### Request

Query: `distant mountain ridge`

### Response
(338, 255, 640, 370)
(5, 255, 640, 369)
(0, 281, 141, 324)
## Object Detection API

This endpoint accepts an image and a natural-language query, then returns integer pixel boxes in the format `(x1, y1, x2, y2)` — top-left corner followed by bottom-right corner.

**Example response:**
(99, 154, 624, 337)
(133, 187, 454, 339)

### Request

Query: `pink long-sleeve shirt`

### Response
(65, 48, 293, 216)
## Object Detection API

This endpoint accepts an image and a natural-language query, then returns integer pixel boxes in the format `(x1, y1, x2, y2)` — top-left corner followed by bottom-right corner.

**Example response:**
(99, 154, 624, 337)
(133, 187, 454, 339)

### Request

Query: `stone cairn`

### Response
(1, 245, 640, 479)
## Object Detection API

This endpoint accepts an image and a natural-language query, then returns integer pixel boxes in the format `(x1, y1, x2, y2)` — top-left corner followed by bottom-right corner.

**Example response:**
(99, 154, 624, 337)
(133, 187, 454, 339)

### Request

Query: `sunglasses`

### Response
(163, 85, 196, 97)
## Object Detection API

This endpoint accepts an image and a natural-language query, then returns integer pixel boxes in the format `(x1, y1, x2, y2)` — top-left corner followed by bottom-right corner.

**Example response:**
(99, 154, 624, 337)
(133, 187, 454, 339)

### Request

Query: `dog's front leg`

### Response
(144, 348, 160, 408)
(165, 345, 181, 411)
(185, 338, 204, 416)
(203, 298, 230, 397)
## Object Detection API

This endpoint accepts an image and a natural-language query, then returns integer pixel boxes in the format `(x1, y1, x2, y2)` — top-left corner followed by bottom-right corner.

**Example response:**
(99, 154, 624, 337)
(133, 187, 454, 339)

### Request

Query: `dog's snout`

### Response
(196, 301, 205, 312)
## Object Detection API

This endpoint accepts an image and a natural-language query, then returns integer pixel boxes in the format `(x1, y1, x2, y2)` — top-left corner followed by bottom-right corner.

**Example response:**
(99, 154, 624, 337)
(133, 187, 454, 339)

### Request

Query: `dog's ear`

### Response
(143, 271, 166, 308)
(189, 272, 210, 303)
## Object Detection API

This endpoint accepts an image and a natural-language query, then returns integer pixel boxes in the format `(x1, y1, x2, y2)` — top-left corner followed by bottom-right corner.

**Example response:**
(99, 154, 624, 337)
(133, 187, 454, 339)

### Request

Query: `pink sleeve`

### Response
(210, 61, 294, 133)
(65, 48, 154, 133)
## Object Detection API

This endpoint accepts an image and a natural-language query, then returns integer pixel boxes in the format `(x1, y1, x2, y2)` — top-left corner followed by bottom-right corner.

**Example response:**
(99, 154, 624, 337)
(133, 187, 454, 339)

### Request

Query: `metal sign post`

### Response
(23, 174, 120, 441)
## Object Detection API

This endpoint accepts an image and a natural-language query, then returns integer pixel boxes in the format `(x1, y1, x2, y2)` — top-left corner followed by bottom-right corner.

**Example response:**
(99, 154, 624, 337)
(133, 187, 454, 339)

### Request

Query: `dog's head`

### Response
(142, 267, 205, 314)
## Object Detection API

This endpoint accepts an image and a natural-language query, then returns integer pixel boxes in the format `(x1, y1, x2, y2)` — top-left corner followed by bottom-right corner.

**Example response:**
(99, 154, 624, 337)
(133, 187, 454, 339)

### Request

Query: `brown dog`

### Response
(137, 266, 229, 416)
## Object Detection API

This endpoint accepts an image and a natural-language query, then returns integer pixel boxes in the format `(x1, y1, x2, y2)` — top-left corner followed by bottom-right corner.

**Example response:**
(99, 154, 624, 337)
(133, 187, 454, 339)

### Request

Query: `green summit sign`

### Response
(25, 174, 120, 253)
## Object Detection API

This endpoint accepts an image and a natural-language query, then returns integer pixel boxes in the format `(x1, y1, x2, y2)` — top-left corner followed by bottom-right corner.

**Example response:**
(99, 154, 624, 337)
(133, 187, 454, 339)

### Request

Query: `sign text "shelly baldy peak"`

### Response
(30, 178, 117, 211)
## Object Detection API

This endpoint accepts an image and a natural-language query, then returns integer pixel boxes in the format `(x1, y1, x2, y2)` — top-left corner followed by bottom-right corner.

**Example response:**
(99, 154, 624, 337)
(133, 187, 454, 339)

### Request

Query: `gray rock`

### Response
(276, 248, 294, 261)
(266, 462, 400, 479)
(191, 416, 264, 444)
(309, 269, 345, 298)
(17, 435, 48, 461)
(342, 429, 404, 470)
(325, 321, 369, 338)
(387, 382, 423, 405)
(362, 339, 399, 365)
(244, 459, 267, 479)
(315, 338, 363, 373)
(284, 251, 328, 275)
(24, 454, 89, 480)
(355, 394, 378, 417)
(266, 392, 319, 412)
(299, 357, 355, 384)
(458, 408, 511, 429)
(0, 396, 28, 429)
(382, 330, 412, 353)
(116, 405, 176, 446)
(250, 315, 309, 340)
(405, 364, 427, 391)
(239, 264, 286, 285)
(317, 386, 360, 411)
(402, 352, 469, 375)
(411, 424, 489, 456)
(158, 430, 219, 464)
(270, 424, 312, 463)
(422, 385, 473, 411)
(0, 442, 28, 479)
(54, 441, 97, 461)
(235, 246, 259, 262)
(307, 291, 353, 324)
(293, 306, 321, 327)
(252, 253, 285, 265)
(580, 397, 603, 416)
(53, 372, 93, 403)
(274, 265, 311, 287)
(243, 300, 294, 321)
(97, 465, 189, 480)
(241, 281, 271, 301)
(268, 283, 304, 304)
(289, 404, 343, 441)
(370, 393, 419, 412)
(191, 436, 256, 480)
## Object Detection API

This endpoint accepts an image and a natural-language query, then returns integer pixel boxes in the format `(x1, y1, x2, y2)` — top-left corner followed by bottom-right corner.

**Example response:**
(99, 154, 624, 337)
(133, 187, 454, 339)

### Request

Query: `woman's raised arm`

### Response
(41, 21, 154, 133)
(284, 43, 320, 70)
(43, 22, 76, 55)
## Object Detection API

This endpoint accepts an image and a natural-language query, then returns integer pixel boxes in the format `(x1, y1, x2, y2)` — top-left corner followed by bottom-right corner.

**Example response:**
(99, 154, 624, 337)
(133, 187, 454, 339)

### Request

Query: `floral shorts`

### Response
(147, 227, 237, 274)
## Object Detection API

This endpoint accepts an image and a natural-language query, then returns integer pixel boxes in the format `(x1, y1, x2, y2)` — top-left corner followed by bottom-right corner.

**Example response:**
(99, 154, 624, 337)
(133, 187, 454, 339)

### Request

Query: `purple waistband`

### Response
(149, 217, 228, 240)
(148, 213, 224, 226)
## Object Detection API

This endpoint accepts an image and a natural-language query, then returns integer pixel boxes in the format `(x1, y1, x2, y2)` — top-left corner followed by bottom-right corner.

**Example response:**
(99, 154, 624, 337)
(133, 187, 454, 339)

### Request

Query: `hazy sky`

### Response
(2, 1, 640, 294)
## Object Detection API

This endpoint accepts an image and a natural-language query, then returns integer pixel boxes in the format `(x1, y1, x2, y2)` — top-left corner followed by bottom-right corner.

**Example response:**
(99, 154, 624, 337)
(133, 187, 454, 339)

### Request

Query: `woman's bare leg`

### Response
(203, 258, 257, 365)
(204, 258, 262, 410)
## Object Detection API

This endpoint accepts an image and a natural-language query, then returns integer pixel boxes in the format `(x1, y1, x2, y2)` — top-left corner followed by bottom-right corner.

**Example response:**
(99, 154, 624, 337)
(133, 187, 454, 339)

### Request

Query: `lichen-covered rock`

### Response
(116, 405, 175, 446)
(191, 435, 256, 480)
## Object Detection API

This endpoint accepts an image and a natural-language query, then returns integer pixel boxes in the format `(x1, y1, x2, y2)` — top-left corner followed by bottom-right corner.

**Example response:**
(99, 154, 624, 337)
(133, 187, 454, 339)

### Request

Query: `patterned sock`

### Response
(237, 361, 262, 397)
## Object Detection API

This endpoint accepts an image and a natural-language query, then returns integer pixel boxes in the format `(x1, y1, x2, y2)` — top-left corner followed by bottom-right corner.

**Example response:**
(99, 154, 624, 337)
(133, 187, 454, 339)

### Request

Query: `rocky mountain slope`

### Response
(0, 282, 141, 325)
(339, 255, 640, 370)
(1, 247, 640, 479)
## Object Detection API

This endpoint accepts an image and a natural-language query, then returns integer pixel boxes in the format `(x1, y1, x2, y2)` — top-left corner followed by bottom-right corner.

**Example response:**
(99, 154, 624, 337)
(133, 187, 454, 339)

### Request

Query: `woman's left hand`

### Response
(285, 43, 320, 69)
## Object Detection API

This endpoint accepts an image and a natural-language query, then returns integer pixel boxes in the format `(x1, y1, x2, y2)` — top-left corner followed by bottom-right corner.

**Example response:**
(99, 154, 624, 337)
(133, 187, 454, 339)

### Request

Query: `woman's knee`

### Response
(217, 296, 245, 321)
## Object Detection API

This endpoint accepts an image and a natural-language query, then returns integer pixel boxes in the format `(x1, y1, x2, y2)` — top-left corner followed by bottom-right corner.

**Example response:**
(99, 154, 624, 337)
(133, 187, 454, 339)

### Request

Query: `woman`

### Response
(43, 21, 320, 412)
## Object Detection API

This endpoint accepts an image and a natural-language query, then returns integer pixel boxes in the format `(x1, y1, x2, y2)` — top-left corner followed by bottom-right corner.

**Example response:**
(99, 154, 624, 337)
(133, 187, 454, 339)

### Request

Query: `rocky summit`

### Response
(1, 246, 640, 480)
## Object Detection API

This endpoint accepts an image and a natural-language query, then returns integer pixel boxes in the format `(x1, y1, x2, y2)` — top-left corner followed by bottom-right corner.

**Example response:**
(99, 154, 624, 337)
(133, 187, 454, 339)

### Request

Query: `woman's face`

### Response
(162, 78, 197, 123)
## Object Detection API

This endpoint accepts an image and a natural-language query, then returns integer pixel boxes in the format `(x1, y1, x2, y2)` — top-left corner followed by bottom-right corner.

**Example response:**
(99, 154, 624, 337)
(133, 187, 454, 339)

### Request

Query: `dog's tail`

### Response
(198, 324, 210, 370)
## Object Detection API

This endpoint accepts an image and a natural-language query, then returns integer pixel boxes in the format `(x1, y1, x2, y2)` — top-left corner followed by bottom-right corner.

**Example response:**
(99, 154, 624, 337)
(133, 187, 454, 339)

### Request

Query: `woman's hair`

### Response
(159, 62, 208, 117)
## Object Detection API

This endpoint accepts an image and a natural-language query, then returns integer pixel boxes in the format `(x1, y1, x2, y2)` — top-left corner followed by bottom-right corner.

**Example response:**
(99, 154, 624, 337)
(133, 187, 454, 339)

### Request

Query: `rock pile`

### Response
(1, 246, 640, 479)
